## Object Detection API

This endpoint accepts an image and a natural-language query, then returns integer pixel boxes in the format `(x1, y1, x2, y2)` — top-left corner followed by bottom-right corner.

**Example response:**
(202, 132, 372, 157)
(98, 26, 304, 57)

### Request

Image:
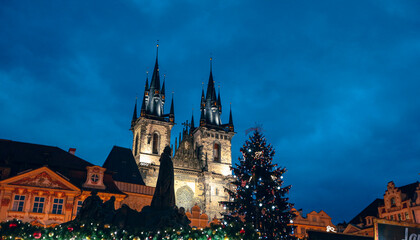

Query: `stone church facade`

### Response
(130, 45, 235, 218)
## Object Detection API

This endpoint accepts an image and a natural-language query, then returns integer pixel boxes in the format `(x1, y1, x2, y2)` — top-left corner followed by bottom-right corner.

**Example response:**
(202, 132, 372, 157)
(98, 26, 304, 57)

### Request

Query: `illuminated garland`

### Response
(0, 219, 257, 240)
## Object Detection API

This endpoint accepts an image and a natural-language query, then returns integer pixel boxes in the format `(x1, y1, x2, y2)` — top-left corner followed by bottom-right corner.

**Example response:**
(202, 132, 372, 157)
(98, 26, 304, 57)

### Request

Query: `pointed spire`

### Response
(140, 94, 146, 116)
(161, 75, 166, 96)
(131, 97, 138, 124)
(200, 108, 205, 126)
(229, 103, 234, 132)
(145, 71, 149, 91)
(217, 86, 222, 112)
(201, 83, 205, 107)
(169, 92, 175, 123)
(190, 111, 195, 134)
(206, 57, 216, 101)
(150, 42, 160, 91)
(170, 93, 174, 115)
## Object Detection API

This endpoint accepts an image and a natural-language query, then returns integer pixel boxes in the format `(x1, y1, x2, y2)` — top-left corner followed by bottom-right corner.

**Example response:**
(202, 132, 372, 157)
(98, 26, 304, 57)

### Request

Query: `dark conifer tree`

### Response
(221, 130, 296, 240)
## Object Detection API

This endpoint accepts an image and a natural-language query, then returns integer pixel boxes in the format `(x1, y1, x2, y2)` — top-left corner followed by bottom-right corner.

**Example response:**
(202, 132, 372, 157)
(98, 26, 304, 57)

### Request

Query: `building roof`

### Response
(0, 139, 92, 174)
(103, 146, 145, 185)
(398, 182, 419, 202)
(0, 139, 123, 194)
(349, 198, 384, 225)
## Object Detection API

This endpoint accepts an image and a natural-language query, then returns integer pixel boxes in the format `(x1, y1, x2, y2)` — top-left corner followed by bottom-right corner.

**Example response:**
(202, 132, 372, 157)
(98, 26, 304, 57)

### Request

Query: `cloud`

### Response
(1, 0, 419, 223)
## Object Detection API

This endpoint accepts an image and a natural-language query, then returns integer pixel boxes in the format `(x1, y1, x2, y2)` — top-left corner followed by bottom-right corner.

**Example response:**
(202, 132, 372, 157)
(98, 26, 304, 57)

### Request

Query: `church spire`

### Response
(150, 42, 160, 92)
(140, 93, 146, 116)
(161, 75, 166, 97)
(190, 111, 195, 134)
(229, 104, 234, 132)
(206, 58, 216, 102)
(131, 97, 137, 126)
(145, 71, 149, 91)
(217, 86, 222, 113)
(169, 92, 175, 123)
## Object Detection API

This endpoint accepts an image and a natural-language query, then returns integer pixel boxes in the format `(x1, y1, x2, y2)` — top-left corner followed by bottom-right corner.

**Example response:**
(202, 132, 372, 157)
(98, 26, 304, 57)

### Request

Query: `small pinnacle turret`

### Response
(161, 76, 166, 97)
(229, 104, 234, 132)
(169, 93, 175, 123)
(190, 112, 195, 134)
(131, 97, 138, 127)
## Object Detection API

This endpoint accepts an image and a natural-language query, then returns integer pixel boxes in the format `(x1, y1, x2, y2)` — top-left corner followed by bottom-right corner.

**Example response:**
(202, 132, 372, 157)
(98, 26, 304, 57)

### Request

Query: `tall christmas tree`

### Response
(221, 129, 296, 240)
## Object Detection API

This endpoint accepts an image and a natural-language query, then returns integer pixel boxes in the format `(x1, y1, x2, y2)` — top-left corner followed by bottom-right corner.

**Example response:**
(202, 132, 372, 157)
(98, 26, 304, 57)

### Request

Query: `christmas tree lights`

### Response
(220, 130, 296, 240)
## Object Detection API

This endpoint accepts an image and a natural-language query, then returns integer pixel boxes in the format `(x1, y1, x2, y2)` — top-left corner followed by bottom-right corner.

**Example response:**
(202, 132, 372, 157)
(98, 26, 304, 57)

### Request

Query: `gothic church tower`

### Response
(130, 50, 235, 219)
(130, 44, 175, 187)
(171, 58, 235, 218)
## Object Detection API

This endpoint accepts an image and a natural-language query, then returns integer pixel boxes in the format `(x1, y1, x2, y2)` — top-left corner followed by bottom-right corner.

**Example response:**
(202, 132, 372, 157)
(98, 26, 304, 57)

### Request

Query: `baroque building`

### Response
(291, 208, 336, 239)
(0, 139, 154, 227)
(343, 180, 420, 237)
(130, 45, 235, 218)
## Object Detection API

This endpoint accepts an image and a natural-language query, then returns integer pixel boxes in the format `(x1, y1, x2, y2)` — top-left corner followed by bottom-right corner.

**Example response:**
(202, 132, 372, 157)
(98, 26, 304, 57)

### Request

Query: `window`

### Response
(32, 197, 45, 213)
(12, 195, 25, 211)
(215, 188, 219, 196)
(91, 174, 99, 183)
(213, 143, 221, 162)
(390, 215, 394, 220)
(152, 133, 159, 154)
(76, 200, 83, 215)
(398, 214, 402, 221)
(391, 197, 396, 207)
(52, 198, 64, 214)
(405, 212, 409, 220)
(134, 135, 139, 155)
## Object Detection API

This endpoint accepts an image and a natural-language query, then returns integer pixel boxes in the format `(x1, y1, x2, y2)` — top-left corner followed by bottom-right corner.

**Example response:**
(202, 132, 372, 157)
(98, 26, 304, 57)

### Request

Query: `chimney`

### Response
(68, 148, 76, 155)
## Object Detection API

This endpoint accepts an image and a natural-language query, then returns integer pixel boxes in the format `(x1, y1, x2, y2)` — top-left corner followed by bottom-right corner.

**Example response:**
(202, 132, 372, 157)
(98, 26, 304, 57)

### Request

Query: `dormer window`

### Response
(83, 166, 106, 190)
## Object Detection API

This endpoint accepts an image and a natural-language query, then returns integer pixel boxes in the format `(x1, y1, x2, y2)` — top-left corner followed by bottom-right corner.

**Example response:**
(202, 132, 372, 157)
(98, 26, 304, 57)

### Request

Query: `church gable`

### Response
(173, 129, 203, 171)
(1, 167, 79, 191)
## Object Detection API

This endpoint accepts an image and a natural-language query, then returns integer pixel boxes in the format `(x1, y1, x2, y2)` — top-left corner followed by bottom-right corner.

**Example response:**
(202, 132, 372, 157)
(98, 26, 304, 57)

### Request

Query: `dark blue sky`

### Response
(1, 0, 419, 223)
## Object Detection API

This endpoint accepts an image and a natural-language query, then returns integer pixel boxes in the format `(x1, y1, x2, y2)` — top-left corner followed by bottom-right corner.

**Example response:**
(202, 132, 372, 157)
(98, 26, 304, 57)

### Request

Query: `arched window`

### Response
(152, 133, 159, 154)
(213, 143, 221, 162)
(134, 135, 139, 156)
(391, 197, 396, 207)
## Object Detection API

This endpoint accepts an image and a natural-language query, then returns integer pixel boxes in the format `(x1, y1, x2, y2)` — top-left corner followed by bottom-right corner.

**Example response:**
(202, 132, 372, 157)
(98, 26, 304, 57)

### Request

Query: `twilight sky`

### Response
(1, 0, 420, 223)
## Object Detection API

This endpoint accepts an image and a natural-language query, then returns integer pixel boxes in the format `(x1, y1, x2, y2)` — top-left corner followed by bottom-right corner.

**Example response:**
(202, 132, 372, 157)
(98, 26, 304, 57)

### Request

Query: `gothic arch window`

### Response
(213, 142, 221, 162)
(134, 134, 139, 156)
(152, 132, 159, 154)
